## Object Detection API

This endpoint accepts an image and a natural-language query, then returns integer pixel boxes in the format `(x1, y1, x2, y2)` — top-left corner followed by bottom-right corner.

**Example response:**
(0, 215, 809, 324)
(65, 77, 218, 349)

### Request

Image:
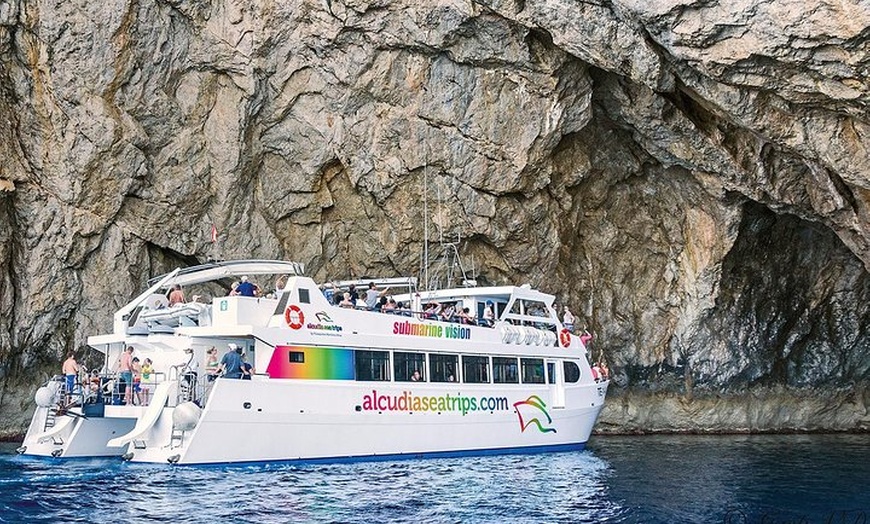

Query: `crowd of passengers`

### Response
(322, 282, 496, 327)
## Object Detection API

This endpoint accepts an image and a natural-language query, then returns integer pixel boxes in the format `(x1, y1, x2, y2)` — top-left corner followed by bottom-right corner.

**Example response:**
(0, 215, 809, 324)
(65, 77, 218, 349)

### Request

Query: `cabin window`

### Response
(547, 362, 556, 384)
(564, 361, 581, 383)
(462, 355, 489, 384)
(521, 358, 545, 384)
(355, 350, 390, 381)
(298, 288, 310, 304)
(493, 357, 519, 384)
(289, 351, 305, 363)
(429, 353, 458, 382)
(394, 351, 426, 382)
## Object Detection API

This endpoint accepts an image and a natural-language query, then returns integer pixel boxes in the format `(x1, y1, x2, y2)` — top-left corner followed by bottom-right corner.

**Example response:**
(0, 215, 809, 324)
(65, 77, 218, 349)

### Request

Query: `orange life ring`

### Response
(285, 305, 305, 330)
(559, 328, 572, 348)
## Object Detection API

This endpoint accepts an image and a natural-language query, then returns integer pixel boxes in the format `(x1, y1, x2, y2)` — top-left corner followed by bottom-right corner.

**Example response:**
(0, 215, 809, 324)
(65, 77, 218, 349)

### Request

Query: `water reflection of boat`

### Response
(19, 259, 608, 465)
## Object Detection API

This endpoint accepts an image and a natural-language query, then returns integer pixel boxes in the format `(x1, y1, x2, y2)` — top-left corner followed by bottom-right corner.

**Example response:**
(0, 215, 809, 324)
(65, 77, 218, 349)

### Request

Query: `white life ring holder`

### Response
(285, 304, 305, 330)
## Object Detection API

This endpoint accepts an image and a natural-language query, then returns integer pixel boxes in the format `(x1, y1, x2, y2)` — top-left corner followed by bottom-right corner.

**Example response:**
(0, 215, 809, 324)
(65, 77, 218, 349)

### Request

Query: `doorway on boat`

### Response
(546, 360, 565, 408)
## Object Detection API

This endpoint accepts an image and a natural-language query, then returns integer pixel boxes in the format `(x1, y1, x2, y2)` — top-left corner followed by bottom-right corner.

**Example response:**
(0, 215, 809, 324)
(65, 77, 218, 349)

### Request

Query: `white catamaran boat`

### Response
(19, 260, 609, 465)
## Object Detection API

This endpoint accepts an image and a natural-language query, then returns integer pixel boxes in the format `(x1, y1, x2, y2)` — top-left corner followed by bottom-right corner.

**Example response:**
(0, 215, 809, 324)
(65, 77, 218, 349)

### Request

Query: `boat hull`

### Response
(20, 406, 137, 458)
(126, 378, 607, 465)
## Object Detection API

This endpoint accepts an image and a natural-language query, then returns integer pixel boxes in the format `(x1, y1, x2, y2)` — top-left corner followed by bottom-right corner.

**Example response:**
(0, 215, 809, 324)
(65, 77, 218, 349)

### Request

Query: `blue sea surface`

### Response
(1, 434, 867, 523)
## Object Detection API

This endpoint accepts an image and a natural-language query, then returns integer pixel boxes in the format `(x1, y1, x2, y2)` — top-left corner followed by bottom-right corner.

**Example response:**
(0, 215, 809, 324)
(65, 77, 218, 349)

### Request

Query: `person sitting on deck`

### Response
(168, 284, 185, 306)
(382, 298, 397, 313)
(339, 292, 355, 308)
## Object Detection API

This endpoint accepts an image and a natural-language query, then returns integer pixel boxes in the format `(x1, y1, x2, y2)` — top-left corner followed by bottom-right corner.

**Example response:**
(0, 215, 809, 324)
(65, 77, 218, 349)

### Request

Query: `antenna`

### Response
(423, 161, 429, 291)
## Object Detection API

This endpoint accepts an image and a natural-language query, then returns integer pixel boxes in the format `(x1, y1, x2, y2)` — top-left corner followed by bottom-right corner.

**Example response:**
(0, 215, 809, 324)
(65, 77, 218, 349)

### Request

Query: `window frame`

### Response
(462, 355, 490, 384)
(520, 358, 545, 384)
(394, 351, 426, 382)
(355, 350, 391, 381)
(492, 356, 519, 384)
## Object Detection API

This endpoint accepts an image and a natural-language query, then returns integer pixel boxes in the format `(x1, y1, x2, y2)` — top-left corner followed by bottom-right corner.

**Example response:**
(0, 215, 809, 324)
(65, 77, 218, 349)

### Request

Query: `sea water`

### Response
(0, 434, 867, 523)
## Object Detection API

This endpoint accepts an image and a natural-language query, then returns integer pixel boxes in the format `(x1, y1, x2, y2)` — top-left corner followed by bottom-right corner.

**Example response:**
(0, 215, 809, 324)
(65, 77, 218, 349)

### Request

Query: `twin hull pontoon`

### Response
(20, 260, 608, 465)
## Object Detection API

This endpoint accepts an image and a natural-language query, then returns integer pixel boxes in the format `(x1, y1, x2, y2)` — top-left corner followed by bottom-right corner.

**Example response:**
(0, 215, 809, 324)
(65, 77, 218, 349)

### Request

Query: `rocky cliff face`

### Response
(0, 0, 867, 437)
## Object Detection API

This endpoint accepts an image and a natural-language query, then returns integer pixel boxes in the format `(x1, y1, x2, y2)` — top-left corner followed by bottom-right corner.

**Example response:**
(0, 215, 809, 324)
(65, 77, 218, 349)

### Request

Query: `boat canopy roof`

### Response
(395, 284, 555, 306)
(148, 260, 304, 288)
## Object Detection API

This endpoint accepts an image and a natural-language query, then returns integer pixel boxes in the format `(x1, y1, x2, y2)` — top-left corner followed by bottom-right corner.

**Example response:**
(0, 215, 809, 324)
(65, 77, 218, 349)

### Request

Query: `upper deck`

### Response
(92, 260, 585, 360)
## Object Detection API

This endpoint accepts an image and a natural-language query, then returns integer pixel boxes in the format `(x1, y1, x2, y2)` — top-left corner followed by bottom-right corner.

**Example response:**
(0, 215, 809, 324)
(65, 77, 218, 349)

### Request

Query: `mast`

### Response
(423, 151, 430, 291)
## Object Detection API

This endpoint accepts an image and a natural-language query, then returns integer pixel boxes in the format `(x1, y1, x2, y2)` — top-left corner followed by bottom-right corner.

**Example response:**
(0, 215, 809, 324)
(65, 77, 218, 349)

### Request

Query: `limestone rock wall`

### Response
(0, 0, 867, 437)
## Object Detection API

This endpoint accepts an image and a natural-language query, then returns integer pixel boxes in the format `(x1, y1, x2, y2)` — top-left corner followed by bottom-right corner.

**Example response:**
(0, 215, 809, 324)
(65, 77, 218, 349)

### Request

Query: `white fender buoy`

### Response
(172, 401, 202, 431)
(35, 385, 57, 407)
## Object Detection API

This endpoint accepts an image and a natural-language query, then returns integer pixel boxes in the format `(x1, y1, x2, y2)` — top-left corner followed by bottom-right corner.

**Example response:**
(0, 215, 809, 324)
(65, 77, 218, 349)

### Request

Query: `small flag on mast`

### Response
(211, 224, 218, 243)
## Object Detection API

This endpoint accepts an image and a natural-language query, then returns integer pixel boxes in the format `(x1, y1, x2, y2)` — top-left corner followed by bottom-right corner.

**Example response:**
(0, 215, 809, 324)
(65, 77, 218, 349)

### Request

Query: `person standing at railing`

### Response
(562, 306, 575, 333)
(482, 301, 495, 327)
(205, 347, 220, 382)
(119, 346, 134, 405)
(131, 357, 144, 405)
(140, 358, 153, 405)
(236, 276, 260, 297)
(62, 353, 80, 404)
(240, 354, 253, 380)
(219, 344, 244, 379)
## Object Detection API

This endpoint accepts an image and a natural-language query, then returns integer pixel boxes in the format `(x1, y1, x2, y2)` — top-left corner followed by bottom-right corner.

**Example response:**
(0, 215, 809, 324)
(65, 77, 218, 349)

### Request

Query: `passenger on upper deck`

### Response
(382, 297, 396, 313)
(229, 282, 240, 296)
(562, 306, 575, 332)
(364, 282, 390, 310)
(347, 284, 359, 303)
(321, 282, 335, 304)
(482, 301, 495, 327)
(423, 303, 440, 320)
(339, 292, 355, 308)
(168, 284, 185, 306)
(580, 330, 593, 348)
(440, 303, 456, 322)
(458, 307, 476, 325)
(275, 275, 288, 299)
(236, 276, 260, 297)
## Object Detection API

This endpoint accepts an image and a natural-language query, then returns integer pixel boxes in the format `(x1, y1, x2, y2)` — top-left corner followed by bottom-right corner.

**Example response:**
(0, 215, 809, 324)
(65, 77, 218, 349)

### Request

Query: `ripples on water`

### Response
(1, 435, 867, 523)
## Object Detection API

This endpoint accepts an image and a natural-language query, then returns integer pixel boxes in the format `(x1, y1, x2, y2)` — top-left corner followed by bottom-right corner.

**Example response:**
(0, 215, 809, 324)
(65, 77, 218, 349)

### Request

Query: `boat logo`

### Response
(559, 328, 572, 348)
(513, 395, 557, 434)
(285, 304, 305, 330)
(307, 311, 343, 333)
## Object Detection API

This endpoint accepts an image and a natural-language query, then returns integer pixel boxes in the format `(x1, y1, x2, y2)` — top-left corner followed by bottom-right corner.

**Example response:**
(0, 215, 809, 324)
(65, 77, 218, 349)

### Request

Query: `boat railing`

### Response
(169, 365, 207, 407)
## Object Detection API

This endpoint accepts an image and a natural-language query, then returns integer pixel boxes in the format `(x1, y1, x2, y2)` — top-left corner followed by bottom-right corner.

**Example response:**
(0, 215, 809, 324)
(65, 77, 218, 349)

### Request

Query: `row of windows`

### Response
(353, 350, 581, 385)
